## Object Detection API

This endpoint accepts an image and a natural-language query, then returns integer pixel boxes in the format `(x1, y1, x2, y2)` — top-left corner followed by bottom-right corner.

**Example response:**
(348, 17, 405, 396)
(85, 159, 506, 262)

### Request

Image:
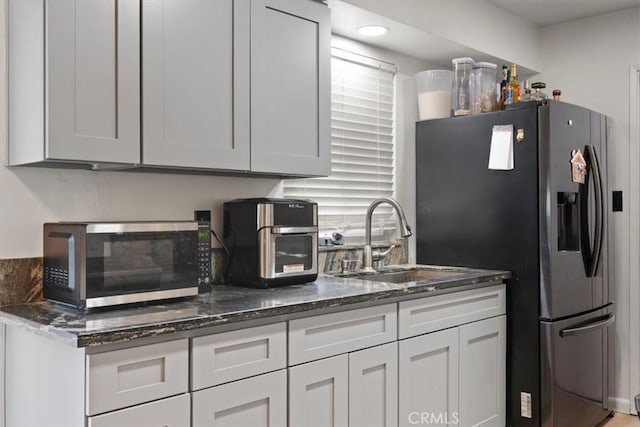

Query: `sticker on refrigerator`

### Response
(570, 150, 587, 184)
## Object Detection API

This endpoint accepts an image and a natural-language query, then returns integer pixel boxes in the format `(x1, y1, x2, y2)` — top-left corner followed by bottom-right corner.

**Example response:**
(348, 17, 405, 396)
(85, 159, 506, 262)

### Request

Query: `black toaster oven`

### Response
(223, 198, 318, 287)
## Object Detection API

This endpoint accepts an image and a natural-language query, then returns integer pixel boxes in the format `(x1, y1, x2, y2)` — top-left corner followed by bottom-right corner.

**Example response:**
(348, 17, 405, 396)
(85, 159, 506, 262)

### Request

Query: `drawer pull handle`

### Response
(559, 314, 614, 338)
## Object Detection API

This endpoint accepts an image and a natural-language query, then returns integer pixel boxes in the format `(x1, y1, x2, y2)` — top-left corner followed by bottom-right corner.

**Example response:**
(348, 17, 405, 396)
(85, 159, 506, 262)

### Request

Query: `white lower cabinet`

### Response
(192, 369, 287, 427)
(3, 284, 507, 427)
(87, 394, 190, 427)
(399, 327, 459, 427)
(289, 354, 349, 427)
(288, 342, 399, 427)
(398, 314, 506, 427)
(349, 342, 398, 427)
(459, 315, 506, 427)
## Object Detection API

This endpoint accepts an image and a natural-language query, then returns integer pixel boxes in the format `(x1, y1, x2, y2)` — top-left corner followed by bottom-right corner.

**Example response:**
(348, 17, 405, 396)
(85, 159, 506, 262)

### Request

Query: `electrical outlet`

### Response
(194, 210, 211, 223)
(612, 191, 623, 212)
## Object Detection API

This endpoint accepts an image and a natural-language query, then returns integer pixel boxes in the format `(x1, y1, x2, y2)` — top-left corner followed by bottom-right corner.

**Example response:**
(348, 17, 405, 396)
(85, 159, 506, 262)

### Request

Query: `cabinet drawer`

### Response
(86, 339, 188, 416)
(87, 393, 190, 427)
(289, 304, 397, 365)
(191, 322, 286, 390)
(398, 285, 506, 339)
(192, 369, 287, 426)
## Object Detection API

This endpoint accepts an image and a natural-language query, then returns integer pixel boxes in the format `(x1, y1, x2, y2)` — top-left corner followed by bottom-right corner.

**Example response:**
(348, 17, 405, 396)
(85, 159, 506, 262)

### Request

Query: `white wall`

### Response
(540, 7, 640, 413)
(0, 169, 283, 257)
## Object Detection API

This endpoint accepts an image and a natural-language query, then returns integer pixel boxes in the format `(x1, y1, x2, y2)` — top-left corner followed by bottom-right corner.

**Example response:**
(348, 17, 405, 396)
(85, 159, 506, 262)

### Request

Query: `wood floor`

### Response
(599, 413, 640, 427)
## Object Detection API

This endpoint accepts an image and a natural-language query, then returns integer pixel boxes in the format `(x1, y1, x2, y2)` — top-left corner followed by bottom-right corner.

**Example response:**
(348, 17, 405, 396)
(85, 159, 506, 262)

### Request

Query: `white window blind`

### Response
(283, 48, 397, 242)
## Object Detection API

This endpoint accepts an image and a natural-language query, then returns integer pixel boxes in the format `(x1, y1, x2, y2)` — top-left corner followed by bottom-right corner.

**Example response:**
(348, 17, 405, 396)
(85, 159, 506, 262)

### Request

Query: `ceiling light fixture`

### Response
(357, 25, 389, 37)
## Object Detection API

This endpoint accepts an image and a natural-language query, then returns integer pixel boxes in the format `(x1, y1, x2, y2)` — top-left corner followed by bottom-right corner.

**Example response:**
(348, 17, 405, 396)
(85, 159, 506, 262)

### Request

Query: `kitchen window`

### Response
(283, 48, 397, 243)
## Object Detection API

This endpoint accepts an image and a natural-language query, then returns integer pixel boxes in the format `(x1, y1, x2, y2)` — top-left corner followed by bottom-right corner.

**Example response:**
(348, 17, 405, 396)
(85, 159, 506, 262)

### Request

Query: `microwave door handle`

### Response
(559, 313, 614, 338)
(68, 234, 76, 291)
(270, 226, 318, 235)
(587, 144, 604, 277)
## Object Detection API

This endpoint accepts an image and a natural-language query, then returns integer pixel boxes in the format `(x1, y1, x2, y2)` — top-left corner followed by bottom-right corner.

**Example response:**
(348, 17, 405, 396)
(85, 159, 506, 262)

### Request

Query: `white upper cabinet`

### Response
(9, 0, 330, 177)
(142, 0, 250, 170)
(250, 0, 331, 176)
(9, 0, 141, 166)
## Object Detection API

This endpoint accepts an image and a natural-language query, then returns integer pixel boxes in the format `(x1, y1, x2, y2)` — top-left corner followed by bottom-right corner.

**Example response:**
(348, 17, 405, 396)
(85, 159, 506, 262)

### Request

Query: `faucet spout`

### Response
(363, 198, 412, 271)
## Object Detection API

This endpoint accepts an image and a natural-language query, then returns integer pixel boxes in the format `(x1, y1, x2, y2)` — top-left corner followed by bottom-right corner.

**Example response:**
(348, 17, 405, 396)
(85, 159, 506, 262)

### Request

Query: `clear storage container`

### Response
(470, 61, 497, 114)
(415, 70, 453, 120)
(451, 57, 474, 116)
(532, 82, 549, 101)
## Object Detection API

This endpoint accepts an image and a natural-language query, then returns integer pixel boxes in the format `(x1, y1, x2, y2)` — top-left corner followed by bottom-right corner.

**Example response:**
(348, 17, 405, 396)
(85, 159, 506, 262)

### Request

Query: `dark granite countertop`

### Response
(0, 265, 509, 348)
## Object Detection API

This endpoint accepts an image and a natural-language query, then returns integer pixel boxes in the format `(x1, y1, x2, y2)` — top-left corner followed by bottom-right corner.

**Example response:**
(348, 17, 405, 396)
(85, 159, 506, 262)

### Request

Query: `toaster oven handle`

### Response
(270, 226, 318, 235)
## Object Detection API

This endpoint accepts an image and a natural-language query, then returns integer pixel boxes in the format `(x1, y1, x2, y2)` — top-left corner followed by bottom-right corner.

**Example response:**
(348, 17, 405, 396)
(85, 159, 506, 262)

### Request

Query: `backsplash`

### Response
(209, 241, 407, 284)
(319, 239, 408, 273)
(0, 258, 43, 306)
(0, 241, 408, 305)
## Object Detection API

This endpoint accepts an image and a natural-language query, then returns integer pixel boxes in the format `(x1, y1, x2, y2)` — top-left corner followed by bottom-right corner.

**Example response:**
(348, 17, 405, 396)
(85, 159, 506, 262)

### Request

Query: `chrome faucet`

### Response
(362, 198, 413, 272)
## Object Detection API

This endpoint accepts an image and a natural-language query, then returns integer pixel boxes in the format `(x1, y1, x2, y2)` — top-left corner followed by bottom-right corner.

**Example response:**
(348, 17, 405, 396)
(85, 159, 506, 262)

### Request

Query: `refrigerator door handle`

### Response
(587, 144, 604, 277)
(579, 149, 593, 277)
(579, 145, 604, 278)
(559, 313, 614, 338)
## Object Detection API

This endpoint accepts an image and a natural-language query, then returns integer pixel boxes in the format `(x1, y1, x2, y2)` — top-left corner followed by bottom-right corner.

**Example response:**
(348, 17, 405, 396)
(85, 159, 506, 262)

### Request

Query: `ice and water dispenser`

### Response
(557, 192, 580, 252)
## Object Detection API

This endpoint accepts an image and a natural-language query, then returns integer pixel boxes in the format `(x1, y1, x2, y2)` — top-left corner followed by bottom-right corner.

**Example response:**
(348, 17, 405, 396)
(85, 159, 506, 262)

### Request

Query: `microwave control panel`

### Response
(197, 222, 212, 288)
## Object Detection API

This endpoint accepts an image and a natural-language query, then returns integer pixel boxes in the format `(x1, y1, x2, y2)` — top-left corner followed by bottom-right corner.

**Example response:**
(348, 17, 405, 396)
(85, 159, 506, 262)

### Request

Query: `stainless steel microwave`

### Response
(43, 222, 208, 308)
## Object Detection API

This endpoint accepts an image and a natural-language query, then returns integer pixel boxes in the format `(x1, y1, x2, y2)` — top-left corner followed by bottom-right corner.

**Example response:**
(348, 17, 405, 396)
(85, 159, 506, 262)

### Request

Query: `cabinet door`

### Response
(250, 0, 330, 176)
(192, 369, 287, 427)
(47, 0, 140, 164)
(459, 316, 506, 427)
(399, 328, 459, 427)
(349, 342, 398, 427)
(289, 354, 348, 427)
(142, 0, 250, 170)
(88, 394, 190, 427)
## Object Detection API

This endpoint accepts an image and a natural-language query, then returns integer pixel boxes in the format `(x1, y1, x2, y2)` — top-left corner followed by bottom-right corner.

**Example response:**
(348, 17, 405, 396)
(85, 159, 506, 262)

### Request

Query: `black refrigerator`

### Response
(415, 101, 614, 427)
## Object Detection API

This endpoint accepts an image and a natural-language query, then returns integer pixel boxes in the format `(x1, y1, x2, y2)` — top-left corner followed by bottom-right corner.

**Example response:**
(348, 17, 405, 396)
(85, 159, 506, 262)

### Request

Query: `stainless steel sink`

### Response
(335, 265, 469, 284)
(352, 268, 466, 283)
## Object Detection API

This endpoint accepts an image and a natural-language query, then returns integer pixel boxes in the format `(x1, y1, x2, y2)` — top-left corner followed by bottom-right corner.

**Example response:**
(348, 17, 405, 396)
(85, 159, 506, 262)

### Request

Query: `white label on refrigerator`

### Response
(520, 391, 532, 418)
(488, 124, 514, 170)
